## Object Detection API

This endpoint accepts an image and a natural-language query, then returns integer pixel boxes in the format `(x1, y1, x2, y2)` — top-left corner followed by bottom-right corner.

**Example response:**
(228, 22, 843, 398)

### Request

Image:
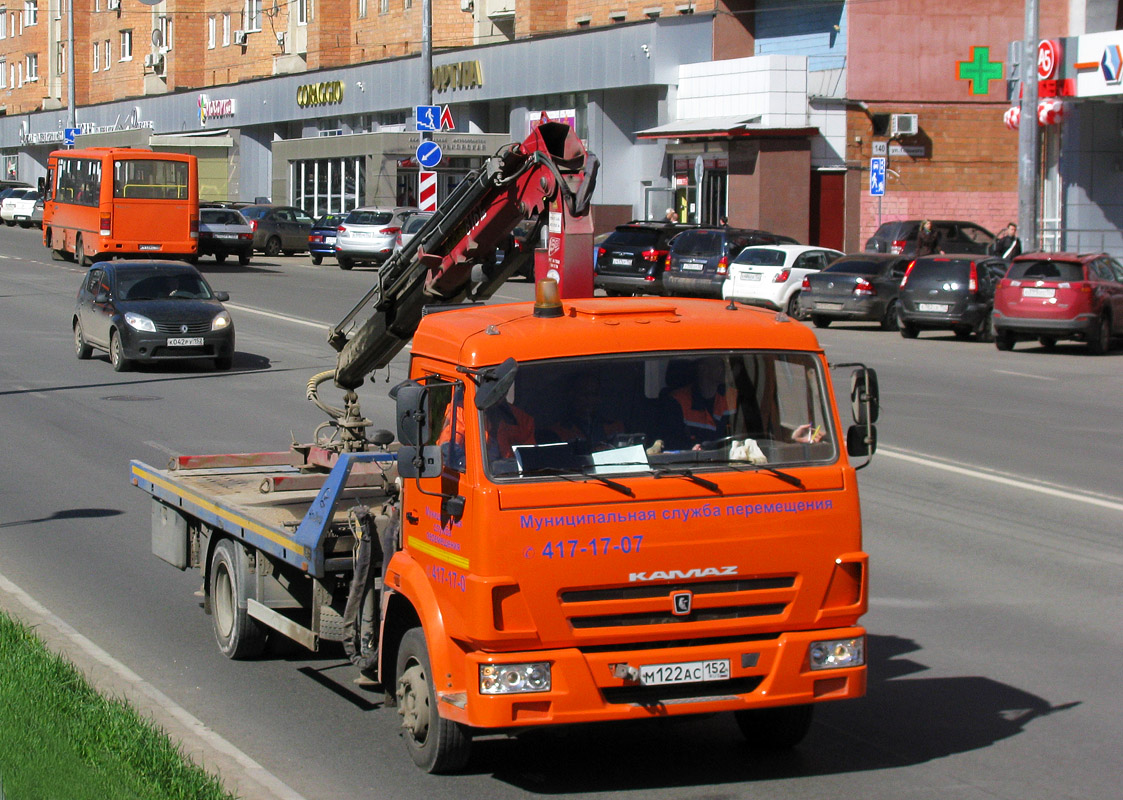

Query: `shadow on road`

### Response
(468, 633, 1078, 792)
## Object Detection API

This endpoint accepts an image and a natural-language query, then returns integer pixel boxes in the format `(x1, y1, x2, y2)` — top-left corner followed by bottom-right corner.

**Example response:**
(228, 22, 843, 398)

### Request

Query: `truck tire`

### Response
(396, 627, 471, 773)
(734, 703, 814, 749)
(209, 538, 267, 659)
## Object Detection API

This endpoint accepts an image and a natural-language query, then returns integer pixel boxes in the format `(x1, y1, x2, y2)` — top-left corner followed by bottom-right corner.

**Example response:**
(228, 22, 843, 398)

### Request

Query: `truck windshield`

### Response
(481, 351, 836, 479)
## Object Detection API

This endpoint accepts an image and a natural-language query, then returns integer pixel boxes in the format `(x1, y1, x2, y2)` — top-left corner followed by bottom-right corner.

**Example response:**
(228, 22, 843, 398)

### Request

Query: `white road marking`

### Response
(142, 440, 181, 459)
(0, 573, 310, 800)
(993, 369, 1056, 381)
(224, 302, 329, 330)
(879, 446, 1123, 512)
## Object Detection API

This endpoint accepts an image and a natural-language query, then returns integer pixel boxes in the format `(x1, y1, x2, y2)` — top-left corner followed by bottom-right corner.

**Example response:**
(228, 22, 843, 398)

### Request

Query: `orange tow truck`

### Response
(131, 123, 878, 772)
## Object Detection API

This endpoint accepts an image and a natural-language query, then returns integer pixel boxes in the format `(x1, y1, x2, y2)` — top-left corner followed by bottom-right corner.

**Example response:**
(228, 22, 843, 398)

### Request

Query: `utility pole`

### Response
(66, 0, 75, 130)
(421, 0, 432, 106)
(1017, 0, 1039, 252)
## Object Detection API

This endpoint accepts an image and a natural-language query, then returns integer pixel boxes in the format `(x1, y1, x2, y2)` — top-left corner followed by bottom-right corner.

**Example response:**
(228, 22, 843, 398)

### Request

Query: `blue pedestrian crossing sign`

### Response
(415, 105, 441, 132)
(64, 127, 80, 146)
(416, 140, 443, 169)
(869, 157, 886, 197)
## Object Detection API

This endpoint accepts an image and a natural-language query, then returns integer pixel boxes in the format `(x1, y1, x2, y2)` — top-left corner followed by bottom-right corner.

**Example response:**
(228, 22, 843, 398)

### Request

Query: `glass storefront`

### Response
(290, 157, 366, 216)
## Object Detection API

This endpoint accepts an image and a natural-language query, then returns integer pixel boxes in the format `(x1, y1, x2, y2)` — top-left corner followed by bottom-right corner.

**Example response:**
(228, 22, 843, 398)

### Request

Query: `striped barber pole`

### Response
(419, 170, 438, 211)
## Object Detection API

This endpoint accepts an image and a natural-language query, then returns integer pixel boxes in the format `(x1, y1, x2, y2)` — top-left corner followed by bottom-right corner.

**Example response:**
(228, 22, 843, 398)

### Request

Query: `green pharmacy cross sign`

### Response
(957, 45, 1004, 96)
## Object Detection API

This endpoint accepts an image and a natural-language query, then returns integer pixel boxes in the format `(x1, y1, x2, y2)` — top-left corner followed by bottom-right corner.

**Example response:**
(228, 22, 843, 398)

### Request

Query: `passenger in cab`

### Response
(671, 357, 738, 449)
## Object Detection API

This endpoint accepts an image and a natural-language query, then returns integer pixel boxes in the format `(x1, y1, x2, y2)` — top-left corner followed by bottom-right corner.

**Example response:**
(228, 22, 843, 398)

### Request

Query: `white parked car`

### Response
(722, 245, 844, 319)
(1, 188, 41, 227)
(334, 206, 417, 270)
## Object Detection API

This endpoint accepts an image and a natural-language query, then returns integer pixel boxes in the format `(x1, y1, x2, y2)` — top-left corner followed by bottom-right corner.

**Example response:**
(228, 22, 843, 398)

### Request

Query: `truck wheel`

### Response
(209, 539, 267, 659)
(734, 704, 814, 749)
(74, 320, 93, 360)
(811, 315, 830, 329)
(396, 627, 471, 773)
(109, 330, 131, 372)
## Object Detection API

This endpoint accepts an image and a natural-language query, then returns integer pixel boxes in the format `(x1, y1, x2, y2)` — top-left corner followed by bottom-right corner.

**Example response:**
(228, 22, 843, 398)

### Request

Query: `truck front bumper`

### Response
(446, 627, 866, 729)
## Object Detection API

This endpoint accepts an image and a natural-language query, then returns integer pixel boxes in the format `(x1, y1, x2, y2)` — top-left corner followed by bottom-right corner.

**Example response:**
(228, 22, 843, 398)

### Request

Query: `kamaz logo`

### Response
(629, 566, 737, 582)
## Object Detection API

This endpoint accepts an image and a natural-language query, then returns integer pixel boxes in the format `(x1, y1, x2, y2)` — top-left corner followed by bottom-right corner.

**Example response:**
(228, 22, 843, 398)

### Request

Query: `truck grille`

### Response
(603, 676, 763, 706)
(561, 576, 795, 631)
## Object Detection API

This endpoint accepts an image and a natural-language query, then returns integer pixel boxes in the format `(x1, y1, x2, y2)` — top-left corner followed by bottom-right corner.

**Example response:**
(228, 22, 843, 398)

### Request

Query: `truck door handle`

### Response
(405, 511, 419, 525)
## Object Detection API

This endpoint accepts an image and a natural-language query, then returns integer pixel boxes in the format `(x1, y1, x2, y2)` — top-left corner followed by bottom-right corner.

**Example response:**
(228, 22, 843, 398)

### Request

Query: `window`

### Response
(207, 16, 215, 48)
(297, 0, 308, 24)
(0, 7, 6, 40)
(113, 159, 190, 200)
(92, 41, 99, 72)
(404, 0, 412, 8)
(103, 39, 110, 70)
(245, 0, 262, 31)
(158, 15, 172, 49)
(358, 0, 366, 19)
(56, 41, 63, 73)
(22, 0, 34, 26)
(0, 59, 6, 88)
(222, 13, 230, 46)
(380, 0, 388, 13)
(120, 29, 131, 59)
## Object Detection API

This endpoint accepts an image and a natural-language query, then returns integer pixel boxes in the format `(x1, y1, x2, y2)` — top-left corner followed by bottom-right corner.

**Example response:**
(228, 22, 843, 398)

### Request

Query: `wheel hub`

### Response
(397, 663, 430, 740)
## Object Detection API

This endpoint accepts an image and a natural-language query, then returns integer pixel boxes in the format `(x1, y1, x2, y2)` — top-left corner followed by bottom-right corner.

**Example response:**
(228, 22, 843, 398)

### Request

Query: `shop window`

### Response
(291, 157, 366, 217)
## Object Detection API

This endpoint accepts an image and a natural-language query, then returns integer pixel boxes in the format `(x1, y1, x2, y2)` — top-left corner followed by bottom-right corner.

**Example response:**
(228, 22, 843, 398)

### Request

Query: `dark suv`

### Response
(664, 227, 798, 298)
(897, 254, 1009, 341)
(865, 220, 995, 256)
(594, 221, 696, 296)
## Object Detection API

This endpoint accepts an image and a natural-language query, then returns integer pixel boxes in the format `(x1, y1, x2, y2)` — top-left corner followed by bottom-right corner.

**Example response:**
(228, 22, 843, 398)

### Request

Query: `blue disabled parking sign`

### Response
(416, 140, 443, 169)
(869, 157, 886, 196)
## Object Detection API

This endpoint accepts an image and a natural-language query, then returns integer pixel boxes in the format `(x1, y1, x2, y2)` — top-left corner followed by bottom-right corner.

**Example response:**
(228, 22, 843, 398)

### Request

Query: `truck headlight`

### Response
(809, 637, 865, 671)
(124, 311, 156, 332)
(480, 662, 551, 694)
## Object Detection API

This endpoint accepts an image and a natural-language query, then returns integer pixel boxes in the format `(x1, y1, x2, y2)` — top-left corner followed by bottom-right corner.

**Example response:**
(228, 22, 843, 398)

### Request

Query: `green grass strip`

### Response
(0, 611, 237, 800)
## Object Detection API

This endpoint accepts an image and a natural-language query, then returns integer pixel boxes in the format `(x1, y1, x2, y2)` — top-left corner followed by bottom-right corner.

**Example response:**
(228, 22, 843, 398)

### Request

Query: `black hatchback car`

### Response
(664, 227, 799, 298)
(801, 253, 911, 330)
(897, 254, 1009, 341)
(73, 261, 234, 372)
(594, 221, 697, 296)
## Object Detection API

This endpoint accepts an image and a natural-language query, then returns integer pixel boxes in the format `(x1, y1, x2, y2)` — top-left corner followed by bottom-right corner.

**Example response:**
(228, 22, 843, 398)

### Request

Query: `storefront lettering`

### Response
(432, 60, 484, 93)
(297, 81, 345, 107)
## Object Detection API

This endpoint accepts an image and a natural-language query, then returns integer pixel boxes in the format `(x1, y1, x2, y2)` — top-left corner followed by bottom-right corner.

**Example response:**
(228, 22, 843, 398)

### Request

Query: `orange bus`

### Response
(42, 147, 199, 266)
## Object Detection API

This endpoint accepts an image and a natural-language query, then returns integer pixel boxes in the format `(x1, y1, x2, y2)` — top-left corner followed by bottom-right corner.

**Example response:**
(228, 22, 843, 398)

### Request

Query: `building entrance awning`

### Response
(636, 116, 818, 140)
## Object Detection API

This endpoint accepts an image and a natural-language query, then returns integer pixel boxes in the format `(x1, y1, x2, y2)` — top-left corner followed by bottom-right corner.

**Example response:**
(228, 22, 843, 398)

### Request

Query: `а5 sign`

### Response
(1038, 39, 1062, 81)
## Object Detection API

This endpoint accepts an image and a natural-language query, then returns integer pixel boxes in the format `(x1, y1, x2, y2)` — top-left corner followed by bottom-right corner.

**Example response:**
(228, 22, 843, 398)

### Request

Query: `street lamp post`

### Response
(1017, 0, 1039, 252)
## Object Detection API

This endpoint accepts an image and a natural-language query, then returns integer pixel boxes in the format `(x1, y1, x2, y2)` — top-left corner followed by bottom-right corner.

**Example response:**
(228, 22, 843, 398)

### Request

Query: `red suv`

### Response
(992, 252, 1123, 354)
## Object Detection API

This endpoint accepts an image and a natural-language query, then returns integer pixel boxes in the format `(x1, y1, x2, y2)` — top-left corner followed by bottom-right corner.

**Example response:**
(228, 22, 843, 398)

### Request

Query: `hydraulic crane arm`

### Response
(327, 122, 598, 391)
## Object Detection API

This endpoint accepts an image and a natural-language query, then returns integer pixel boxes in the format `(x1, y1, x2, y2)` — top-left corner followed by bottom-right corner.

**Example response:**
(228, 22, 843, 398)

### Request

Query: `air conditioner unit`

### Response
(460, 0, 474, 11)
(891, 113, 918, 137)
(143, 53, 155, 68)
(107, 0, 120, 9)
(233, 30, 248, 45)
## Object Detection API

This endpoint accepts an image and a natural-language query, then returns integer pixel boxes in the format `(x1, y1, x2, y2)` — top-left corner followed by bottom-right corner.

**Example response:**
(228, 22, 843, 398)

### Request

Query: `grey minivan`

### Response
(897, 254, 1009, 341)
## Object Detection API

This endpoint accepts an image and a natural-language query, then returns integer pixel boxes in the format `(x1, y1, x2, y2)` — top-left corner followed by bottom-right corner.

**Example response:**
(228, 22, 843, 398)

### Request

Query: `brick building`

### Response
(0, 1, 1118, 251)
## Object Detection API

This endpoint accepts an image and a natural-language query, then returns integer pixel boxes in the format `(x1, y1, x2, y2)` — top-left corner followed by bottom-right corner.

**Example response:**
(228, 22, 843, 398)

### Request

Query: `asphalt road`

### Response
(0, 225, 1119, 800)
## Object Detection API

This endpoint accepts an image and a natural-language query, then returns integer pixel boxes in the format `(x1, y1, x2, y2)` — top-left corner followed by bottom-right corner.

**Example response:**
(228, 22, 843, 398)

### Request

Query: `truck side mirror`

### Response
(846, 424, 877, 458)
(397, 445, 443, 480)
(395, 381, 428, 447)
(850, 367, 880, 425)
(474, 357, 518, 410)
